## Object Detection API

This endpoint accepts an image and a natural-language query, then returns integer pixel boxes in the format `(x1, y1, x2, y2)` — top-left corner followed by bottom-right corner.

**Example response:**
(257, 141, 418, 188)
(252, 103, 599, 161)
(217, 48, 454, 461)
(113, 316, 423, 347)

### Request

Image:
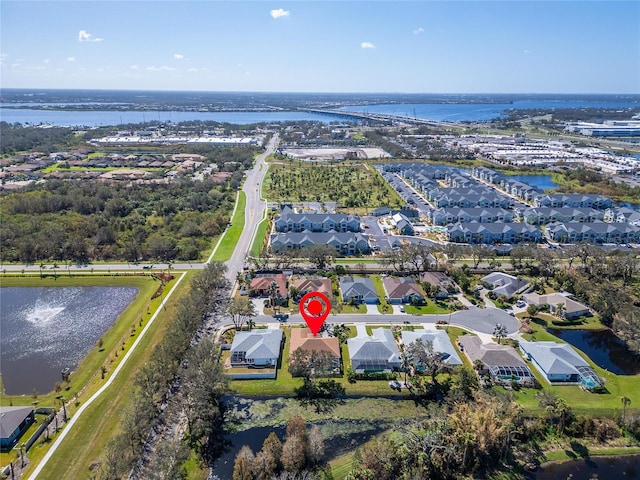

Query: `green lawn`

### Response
(250, 216, 270, 257)
(369, 275, 391, 314)
(14, 272, 193, 479)
(404, 302, 450, 315)
(212, 191, 246, 262)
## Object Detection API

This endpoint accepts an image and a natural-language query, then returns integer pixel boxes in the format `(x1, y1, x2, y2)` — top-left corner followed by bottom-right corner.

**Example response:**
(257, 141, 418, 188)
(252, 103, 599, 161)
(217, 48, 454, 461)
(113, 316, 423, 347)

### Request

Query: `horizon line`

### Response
(1, 88, 639, 96)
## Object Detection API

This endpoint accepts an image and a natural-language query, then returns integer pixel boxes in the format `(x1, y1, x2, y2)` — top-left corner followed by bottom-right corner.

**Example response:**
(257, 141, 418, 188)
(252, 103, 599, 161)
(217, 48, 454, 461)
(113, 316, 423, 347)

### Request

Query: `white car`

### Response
(400, 306, 405, 313)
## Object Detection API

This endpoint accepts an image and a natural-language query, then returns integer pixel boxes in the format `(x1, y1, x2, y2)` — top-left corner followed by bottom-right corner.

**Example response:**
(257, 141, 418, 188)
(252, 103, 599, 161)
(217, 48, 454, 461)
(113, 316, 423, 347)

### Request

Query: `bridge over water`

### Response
(299, 107, 453, 128)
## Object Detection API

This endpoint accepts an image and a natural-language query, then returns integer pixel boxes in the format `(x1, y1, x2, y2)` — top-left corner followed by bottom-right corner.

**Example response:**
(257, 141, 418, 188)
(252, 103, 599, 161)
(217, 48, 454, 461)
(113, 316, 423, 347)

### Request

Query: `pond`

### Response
(0, 286, 139, 395)
(527, 454, 640, 479)
(548, 328, 640, 375)
(508, 174, 560, 191)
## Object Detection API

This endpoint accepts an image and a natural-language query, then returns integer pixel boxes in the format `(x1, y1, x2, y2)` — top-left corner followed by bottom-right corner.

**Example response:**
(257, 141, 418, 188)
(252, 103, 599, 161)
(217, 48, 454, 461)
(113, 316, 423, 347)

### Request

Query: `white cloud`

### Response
(146, 65, 175, 72)
(67, 57, 76, 62)
(361, 42, 376, 49)
(174, 54, 184, 60)
(0, 53, 8, 66)
(523, 49, 532, 54)
(187, 67, 199, 72)
(270, 8, 290, 19)
(78, 30, 104, 42)
(43, 59, 50, 64)
(130, 65, 140, 70)
(413, 27, 425, 35)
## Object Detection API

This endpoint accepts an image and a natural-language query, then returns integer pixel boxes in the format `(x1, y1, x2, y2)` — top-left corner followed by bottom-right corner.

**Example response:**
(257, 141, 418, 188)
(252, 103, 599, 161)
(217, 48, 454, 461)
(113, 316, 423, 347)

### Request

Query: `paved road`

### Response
(1, 135, 280, 279)
(255, 305, 520, 335)
(223, 134, 278, 283)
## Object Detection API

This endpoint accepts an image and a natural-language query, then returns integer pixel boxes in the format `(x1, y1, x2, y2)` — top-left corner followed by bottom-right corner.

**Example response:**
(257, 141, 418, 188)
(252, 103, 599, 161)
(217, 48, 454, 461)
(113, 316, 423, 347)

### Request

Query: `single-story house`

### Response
(292, 277, 332, 301)
(382, 277, 425, 304)
(458, 335, 535, 386)
(522, 292, 590, 320)
(339, 276, 379, 304)
(0, 406, 35, 452)
(420, 272, 456, 298)
(519, 341, 602, 389)
(229, 329, 284, 367)
(481, 272, 529, 299)
(289, 328, 341, 372)
(348, 328, 401, 373)
(250, 274, 288, 299)
(402, 329, 463, 366)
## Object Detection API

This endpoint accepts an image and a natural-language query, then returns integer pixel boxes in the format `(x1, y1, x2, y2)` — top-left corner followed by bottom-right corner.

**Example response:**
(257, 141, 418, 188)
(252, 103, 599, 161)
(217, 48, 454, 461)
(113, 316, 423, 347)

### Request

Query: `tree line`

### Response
(1, 176, 241, 263)
(100, 263, 230, 479)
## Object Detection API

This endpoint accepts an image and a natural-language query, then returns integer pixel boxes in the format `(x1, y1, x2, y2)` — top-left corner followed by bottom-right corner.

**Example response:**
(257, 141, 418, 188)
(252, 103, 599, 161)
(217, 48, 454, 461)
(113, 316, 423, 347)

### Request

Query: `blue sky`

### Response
(1, 1, 639, 93)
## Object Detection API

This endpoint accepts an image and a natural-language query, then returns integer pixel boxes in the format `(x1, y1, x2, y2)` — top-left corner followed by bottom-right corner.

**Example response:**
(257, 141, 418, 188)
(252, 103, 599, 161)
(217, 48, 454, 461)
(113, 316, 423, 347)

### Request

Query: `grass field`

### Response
(263, 163, 403, 208)
(404, 302, 450, 315)
(212, 191, 246, 262)
(250, 216, 271, 257)
(0, 272, 193, 479)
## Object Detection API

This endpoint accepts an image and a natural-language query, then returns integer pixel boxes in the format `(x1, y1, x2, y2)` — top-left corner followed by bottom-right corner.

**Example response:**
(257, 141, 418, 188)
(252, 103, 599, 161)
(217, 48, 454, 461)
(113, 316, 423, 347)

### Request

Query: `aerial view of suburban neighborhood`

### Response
(1, 2, 640, 480)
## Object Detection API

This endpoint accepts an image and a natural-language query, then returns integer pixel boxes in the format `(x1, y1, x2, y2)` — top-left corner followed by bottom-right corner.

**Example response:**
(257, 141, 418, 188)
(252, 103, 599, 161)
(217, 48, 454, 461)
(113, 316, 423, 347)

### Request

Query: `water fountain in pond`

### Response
(0, 286, 139, 394)
(25, 306, 66, 324)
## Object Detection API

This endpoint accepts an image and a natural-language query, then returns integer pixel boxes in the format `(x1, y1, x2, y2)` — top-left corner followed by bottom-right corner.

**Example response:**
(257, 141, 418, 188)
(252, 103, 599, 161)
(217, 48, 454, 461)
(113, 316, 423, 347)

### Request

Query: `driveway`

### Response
(251, 298, 265, 315)
(365, 304, 379, 315)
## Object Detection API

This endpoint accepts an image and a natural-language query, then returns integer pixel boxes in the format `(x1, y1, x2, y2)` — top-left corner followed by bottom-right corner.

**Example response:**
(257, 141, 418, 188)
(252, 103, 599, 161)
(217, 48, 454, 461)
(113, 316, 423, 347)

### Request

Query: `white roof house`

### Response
(230, 329, 284, 367)
(481, 272, 529, 298)
(348, 328, 401, 373)
(402, 329, 463, 366)
(519, 340, 602, 389)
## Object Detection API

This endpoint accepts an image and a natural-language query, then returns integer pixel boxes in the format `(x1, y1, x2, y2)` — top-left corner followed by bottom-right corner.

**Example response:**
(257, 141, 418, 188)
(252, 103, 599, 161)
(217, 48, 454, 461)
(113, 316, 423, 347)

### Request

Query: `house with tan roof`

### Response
(289, 328, 341, 374)
(382, 277, 425, 304)
(522, 292, 590, 320)
(250, 274, 288, 300)
(292, 277, 332, 300)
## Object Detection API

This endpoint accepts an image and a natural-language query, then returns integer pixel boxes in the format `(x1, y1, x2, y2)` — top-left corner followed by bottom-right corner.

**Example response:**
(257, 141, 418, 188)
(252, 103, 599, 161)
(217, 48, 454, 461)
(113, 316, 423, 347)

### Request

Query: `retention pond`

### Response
(0, 286, 138, 395)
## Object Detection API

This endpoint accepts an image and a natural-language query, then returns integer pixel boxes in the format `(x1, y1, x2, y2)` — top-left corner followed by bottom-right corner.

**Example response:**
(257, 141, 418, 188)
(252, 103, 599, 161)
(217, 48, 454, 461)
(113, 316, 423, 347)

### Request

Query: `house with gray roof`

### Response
(0, 406, 35, 452)
(544, 222, 640, 244)
(274, 213, 361, 233)
(533, 193, 612, 210)
(447, 223, 542, 245)
(339, 276, 379, 304)
(402, 329, 463, 367)
(348, 328, 401, 373)
(519, 341, 602, 389)
(230, 329, 284, 367)
(429, 207, 514, 226)
(519, 207, 605, 225)
(382, 276, 425, 304)
(481, 272, 529, 299)
(391, 212, 414, 235)
(458, 335, 535, 386)
(270, 232, 370, 255)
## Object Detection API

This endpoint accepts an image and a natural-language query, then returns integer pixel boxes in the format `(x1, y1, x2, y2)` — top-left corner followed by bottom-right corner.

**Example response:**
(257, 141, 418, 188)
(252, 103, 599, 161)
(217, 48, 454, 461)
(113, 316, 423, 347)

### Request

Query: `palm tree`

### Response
(267, 281, 279, 309)
(493, 323, 508, 344)
(621, 396, 631, 425)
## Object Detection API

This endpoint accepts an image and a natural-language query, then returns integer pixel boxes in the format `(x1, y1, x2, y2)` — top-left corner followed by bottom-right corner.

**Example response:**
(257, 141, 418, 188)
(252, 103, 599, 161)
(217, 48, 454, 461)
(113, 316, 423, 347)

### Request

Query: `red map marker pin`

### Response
(299, 291, 331, 336)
